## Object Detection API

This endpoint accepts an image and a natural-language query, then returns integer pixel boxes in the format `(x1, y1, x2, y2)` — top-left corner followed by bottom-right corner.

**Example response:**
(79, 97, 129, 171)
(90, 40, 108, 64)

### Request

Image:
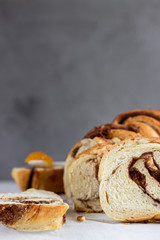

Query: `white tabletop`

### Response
(0, 181, 160, 240)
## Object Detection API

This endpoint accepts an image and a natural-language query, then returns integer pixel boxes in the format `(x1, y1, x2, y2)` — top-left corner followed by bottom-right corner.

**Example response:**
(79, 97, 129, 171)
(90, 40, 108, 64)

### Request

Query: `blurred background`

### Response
(1, 0, 160, 179)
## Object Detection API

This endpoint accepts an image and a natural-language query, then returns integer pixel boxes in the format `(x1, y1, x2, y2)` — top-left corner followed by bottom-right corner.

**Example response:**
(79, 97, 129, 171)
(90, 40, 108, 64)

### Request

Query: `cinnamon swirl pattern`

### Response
(68, 142, 113, 212)
(99, 138, 160, 222)
(63, 137, 108, 198)
(84, 123, 140, 140)
(64, 123, 140, 201)
(64, 108, 160, 216)
(113, 109, 160, 138)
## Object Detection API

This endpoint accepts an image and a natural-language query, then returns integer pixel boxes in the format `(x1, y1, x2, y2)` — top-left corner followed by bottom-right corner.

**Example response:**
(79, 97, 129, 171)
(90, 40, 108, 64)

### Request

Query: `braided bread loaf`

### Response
(99, 137, 160, 222)
(64, 109, 160, 216)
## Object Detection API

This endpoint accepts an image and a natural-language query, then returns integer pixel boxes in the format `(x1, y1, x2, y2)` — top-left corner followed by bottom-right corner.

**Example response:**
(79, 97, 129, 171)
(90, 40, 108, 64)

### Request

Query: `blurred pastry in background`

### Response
(11, 152, 64, 193)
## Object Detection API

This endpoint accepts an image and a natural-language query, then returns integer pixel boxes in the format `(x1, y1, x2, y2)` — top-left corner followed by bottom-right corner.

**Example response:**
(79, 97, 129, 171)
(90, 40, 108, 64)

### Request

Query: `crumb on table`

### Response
(77, 216, 86, 222)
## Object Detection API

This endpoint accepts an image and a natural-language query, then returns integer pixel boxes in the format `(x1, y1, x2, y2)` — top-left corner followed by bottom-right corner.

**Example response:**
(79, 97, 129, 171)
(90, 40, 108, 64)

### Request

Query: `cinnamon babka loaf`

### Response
(99, 137, 160, 222)
(113, 109, 160, 138)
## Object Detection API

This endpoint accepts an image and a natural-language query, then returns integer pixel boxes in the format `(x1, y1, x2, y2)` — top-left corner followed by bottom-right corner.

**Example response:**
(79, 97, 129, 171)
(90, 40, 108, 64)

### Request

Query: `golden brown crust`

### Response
(123, 213, 160, 222)
(11, 168, 31, 191)
(41, 167, 64, 193)
(0, 204, 68, 231)
(11, 164, 64, 194)
(69, 142, 113, 173)
(113, 109, 160, 138)
(113, 109, 160, 124)
(84, 123, 140, 140)
(122, 211, 160, 222)
(0, 190, 69, 231)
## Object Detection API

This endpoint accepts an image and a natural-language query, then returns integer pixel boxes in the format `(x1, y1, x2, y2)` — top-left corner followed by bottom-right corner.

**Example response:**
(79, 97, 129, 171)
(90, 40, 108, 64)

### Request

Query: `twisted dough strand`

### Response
(113, 109, 160, 138)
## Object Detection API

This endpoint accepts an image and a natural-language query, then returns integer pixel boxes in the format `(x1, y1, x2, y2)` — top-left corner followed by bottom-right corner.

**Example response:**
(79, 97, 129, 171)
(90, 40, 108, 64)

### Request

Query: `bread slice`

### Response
(11, 162, 64, 193)
(63, 137, 107, 198)
(99, 137, 160, 222)
(68, 141, 116, 212)
(64, 123, 140, 199)
(0, 189, 69, 231)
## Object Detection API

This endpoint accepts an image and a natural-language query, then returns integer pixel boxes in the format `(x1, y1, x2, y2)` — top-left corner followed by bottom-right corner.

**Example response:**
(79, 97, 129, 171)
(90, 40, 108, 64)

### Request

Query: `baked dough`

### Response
(11, 163, 64, 194)
(113, 109, 160, 138)
(99, 137, 160, 222)
(68, 140, 117, 212)
(0, 189, 69, 231)
(63, 137, 107, 198)
(64, 124, 140, 199)
(84, 123, 140, 139)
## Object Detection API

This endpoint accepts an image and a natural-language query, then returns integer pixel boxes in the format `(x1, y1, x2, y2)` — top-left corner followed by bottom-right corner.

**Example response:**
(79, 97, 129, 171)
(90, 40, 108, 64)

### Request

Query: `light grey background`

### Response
(0, 0, 160, 179)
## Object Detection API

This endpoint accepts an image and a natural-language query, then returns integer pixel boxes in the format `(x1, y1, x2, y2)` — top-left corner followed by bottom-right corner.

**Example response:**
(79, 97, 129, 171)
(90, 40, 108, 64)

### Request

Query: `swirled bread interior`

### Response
(0, 189, 69, 231)
(68, 141, 116, 212)
(99, 138, 160, 222)
(63, 137, 108, 198)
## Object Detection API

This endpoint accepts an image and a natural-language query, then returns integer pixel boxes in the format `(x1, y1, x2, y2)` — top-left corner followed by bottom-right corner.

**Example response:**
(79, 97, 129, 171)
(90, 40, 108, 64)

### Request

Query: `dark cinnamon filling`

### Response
(129, 152, 160, 203)
(130, 168, 146, 190)
(84, 123, 128, 139)
(27, 167, 35, 188)
(72, 146, 80, 158)
(63, 214, 66, 224)
(95, 163, 99, 180)
(0, 204, 27, 225)
(18, 200, 56, 204)
(115, 110, 160, 124)
(2, 198, 56, 204)
(86, 158, 101, 181)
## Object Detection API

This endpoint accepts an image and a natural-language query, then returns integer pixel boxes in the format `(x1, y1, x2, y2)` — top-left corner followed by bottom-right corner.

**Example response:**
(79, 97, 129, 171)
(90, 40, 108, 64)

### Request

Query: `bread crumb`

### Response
(77, 216, 85, 222)
(124, 223, 130, 225)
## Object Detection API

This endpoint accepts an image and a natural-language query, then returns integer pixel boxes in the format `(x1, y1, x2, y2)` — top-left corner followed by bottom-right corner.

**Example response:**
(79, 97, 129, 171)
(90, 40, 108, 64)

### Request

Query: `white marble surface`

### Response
(0, 181, 160, 240)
